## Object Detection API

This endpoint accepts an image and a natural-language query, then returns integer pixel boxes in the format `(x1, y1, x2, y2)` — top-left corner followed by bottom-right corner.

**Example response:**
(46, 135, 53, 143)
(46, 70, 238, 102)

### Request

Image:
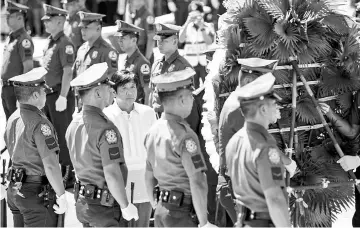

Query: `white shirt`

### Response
(103, 102, 157, 203)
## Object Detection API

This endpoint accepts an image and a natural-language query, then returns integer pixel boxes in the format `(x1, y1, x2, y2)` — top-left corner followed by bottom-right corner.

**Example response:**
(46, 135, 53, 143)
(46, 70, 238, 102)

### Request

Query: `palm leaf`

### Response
(255, 0, 285, 20)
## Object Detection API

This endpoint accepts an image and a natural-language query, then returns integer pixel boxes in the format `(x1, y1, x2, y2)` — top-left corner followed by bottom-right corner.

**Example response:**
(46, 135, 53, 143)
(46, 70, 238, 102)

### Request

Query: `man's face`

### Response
(43, 17, 58, 34)
(263, 99, 278, 124)
(115, 81, 137, 107)
(36, 87, 47, 109)
(129, 0, 143, 12)
(81, 22, 99, 41)
(101, 84, 115, 108)
(63, 1, 78, 15)
(157, 36, 176, 54)
(180, 89, 194, 118)
(6, 13, 20, 29)
(118, 34, 135, 52)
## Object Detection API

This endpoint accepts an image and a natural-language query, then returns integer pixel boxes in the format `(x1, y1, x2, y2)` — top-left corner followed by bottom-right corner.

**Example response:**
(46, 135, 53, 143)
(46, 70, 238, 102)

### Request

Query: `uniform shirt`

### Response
(64, 9, 88, 51)
(42, 31, 75, 87)
(2, 28, 34, 80)
(226, 122, 286, 212)
(183, 22, 213, 67)
(103, 102, 157, 203)
(132, 5, 153, 55)
(73, 36, 119, 78)
(218, 88, 244, 170)
(120, 48, 151, 103)
(5, 104, 60, 176)
(66, 105, 125, 189)
(144, 113, 207, 195)
(151, 50, 192, 112)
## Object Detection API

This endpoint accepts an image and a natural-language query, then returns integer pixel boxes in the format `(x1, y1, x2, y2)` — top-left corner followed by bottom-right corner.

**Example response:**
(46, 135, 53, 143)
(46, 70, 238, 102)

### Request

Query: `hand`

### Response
(284, 159, 298, 178)
(319, 103, 330, 115)
(216, 174, 228, 192)
(198, 221, 218, 228)
(167, 1, 177, 12)
(211, 0, 220, 9)
(55, 96, 67, 112)
(53, 193, 68, 214)
(121, 203, 139, 221)
(1, 184, 7, 200)
(337, 155, 360, 171)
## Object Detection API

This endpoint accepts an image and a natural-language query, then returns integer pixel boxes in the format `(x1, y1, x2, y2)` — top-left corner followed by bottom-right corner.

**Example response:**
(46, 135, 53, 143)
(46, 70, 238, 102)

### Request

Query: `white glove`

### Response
(198, 221, 218, 228)
(53, 193, 68, 214)
(211, 0, 220, 9)
(1, 184, 7, 200)
(284, 159, 297, 178)
(121, 203, 139, 221)
(55, 96, 67, 112)
(168, 1, 177, 12)
(337, 156, 360, 171)
(319, 103, 330, 115)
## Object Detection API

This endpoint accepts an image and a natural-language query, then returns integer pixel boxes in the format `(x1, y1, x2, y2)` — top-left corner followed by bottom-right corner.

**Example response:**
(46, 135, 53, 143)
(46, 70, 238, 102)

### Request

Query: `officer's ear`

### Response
(94, 88, 102, 99)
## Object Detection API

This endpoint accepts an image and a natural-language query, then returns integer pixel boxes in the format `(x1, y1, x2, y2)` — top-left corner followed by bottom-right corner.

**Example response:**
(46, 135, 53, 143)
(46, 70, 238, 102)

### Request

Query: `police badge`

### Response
(185, 138, 197, 153)
(40, 124, 52, 137)
(268, 148, 280, 165)
(105, 129, 118, 144)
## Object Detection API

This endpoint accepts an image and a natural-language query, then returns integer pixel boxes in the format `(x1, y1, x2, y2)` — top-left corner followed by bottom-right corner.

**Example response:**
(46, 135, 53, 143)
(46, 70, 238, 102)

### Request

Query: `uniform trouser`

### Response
(43, 90, 75, 166)
(154, 201, 197, 227)
(193, 65, 207, 89)
(1, 85, 17, 120)
(7, 182, 58, 227)
(75, 195, 122, 227)
(353, 168, 360, 226)
(119, 202, 152, 227)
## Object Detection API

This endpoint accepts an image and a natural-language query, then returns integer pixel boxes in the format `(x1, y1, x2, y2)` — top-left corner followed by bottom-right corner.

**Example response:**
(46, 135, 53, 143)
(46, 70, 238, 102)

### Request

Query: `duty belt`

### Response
(46, 84, 61, 94)
(154, 187, 192, 208)
(7, 168, 48, 184)
(1, 79, 13, 87)
(74, 181, 116, 207)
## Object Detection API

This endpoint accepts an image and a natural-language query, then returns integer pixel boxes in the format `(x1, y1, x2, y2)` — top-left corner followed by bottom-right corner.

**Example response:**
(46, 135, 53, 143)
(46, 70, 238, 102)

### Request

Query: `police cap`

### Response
(153, 23, 181, 41)
(41, 4, 68, 20)
(238, 58, 278, 74)
(235, 72, 281, 103)
(4, 0, 29, 14)
(114, 20, 144, 37)
(78, 11, 105, 27)
(70, 63, 115, 90)
(60, 0, 77, 3)
(152, 68, 195, 92)
(9, 67, 48, 87)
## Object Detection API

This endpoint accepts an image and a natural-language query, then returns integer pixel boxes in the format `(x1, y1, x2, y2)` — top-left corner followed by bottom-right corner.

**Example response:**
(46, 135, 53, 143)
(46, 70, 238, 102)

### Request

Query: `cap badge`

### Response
(156, 24, 162, 31)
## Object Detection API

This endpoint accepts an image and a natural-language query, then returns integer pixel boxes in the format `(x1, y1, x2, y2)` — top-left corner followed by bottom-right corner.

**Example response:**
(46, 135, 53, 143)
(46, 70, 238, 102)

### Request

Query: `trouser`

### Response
(1, 85, 17, 120)
(353, 168, 360, 226)
(217, 175, 237, 224)
(75, 195, 122, 227)
(7, 182, 58, 227)
(154, 201, 197, 227)
(174, 0, 190, 26)
(119, 202, 152, 227)
(43, 89, 75, 166)
(193, 64, 207, 89)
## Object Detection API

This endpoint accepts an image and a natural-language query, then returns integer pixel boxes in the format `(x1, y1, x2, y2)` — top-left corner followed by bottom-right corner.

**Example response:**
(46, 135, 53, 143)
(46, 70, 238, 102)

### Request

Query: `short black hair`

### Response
(14, 86, 41, 102)
(158, 88, 191, 105)
(111, 70, 139, 92)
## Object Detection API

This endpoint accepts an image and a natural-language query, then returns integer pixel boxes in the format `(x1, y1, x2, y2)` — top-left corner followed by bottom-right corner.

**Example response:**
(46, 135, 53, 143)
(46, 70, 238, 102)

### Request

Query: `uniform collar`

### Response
(164, 50, 180, 64)
(50, 31, 64, 41)
(9, 27, 26, 39)
(19, 103, 41, 112)
(161, 112, 183, 122)
(83, 105, 103, 114)
(135, 5, 146, 18)
(92, 36, 104, 48)
(245, 121, 269, 136)
(126, 48, 141, 63)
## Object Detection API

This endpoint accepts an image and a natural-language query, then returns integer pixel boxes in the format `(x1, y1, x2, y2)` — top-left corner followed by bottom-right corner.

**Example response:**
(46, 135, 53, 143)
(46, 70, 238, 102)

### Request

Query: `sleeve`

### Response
(350, 92, 360, 125)
(18, 38, 34, 62)
(255, 147, 286, 191)
(33, 122, 60, 159)
(144, 133, 153, 172)
(59, 41, 75, 67)
(136, 60, 151, 86)
(98, 128, 125, 167)
(179, 134, 207, 176)
(105, 48, 119, 75)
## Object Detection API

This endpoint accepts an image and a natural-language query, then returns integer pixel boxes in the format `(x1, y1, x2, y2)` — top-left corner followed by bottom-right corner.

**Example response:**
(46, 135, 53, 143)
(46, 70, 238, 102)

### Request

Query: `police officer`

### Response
(73, 11, 119, 78)
(217, 58, 278, 225)
(115, 20, 151, 105)
(2, 0, 34, 120)
(66, 63, 139, 227)
(226, 73, 291, 227)
(41, 4, 76, 188)
(5, 67, 67, 227)
(144, 68, 217, 228)
(62, 0, 89, 52)
(128, 0, 155, 59)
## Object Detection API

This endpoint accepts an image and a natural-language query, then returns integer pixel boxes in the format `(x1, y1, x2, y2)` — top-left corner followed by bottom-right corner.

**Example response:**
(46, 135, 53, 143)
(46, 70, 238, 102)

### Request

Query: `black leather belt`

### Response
(158, 189, 192, 208)
(9, 174, 48, 184)
(246, 211, 271, 220)
(1, 79, 13, 86)
(75, 182, 116, 207)
(46, 84, 61, 94)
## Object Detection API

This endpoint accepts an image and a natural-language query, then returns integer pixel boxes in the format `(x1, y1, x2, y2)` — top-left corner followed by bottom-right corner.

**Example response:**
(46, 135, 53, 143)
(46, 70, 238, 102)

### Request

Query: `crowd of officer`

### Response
(2, 0, 360, 227)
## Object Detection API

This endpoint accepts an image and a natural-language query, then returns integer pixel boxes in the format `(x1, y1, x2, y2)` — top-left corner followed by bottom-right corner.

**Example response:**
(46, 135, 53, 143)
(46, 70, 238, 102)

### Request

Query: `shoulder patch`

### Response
(108, 51, 118, 61)
(268, 148, 280, 165)
(185, 138, 197, 153)
(22, 39, 31, 48)
(105, 129, 118, 144)
(40, 123, 52, 137)
(65, 45, 74, 55)
(140, 64, 150, 74)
